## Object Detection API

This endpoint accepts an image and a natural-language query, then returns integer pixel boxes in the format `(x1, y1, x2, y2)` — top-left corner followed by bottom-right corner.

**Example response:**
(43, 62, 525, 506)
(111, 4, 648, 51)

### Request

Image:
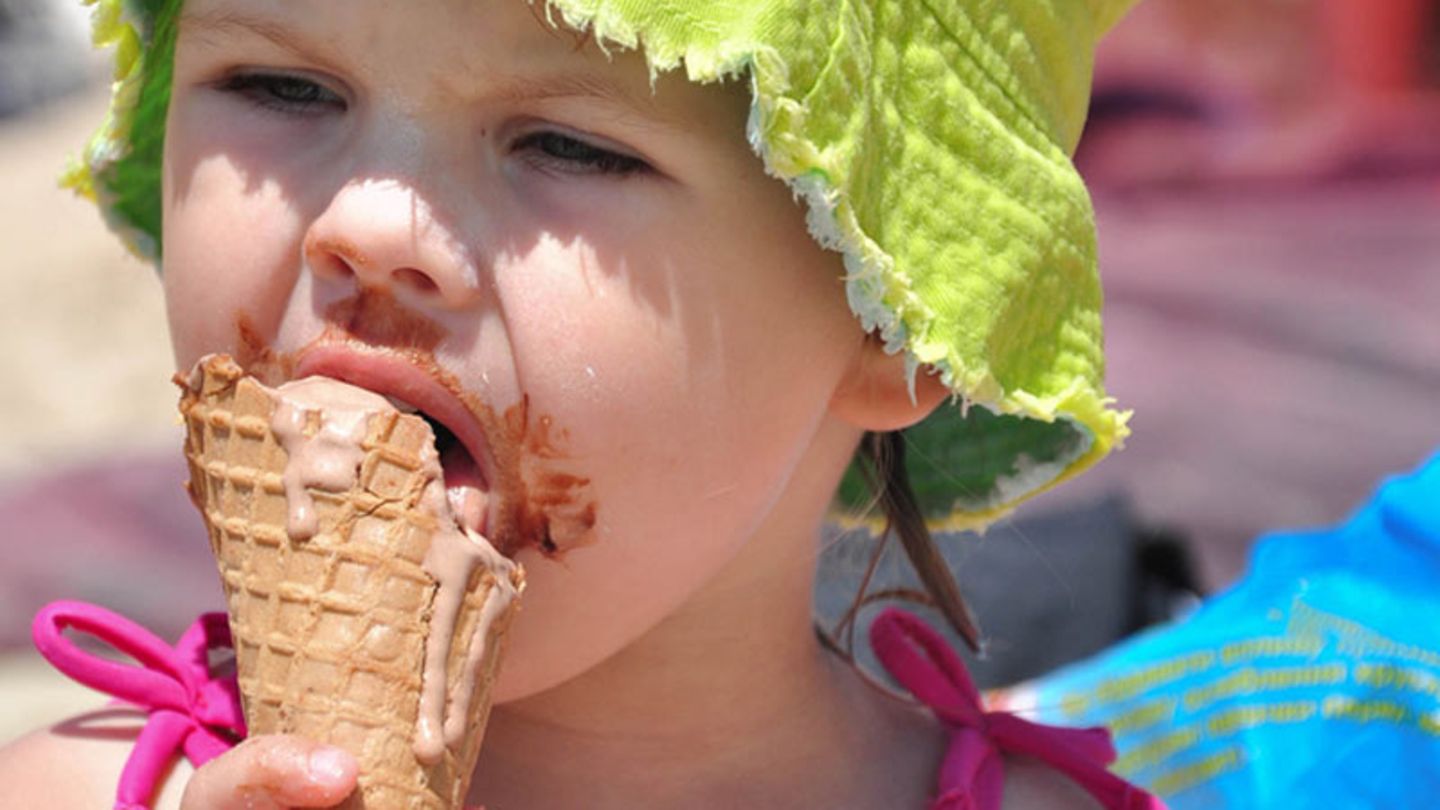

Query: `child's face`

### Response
(163, 0, 868, 697)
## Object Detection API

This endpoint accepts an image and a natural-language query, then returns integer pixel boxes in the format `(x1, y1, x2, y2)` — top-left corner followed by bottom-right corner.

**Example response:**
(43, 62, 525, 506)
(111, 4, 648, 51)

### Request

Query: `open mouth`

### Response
(294, 346, 496, 539)
(419, 410, 489, 536)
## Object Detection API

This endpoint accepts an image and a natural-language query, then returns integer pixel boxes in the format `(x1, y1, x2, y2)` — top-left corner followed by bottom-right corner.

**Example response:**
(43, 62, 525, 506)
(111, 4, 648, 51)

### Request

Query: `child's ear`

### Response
(830, 335, 950, 431)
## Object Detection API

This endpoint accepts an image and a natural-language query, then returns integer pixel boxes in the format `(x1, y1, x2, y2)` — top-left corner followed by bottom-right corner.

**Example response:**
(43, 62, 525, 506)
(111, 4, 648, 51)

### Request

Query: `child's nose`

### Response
(302, 178, 481, 309)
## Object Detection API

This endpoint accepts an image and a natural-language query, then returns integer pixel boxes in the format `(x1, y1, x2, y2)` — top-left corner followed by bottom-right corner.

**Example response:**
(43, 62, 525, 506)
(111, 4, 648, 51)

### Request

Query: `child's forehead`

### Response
(179, 0, 584, 71)
(177, 0, 683, 119)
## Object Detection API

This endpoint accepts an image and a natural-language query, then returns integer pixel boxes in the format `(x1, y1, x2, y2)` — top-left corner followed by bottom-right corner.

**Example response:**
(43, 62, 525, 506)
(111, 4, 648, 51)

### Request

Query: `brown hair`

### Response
(824, 431, 981, 657)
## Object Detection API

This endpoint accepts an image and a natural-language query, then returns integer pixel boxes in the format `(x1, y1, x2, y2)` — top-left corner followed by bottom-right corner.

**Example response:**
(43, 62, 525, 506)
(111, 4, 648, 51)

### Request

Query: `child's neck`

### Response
(469, 419, 946, 809)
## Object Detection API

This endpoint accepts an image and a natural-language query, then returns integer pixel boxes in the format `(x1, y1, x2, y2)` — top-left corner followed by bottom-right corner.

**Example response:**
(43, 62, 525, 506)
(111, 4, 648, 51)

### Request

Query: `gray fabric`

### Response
(0, 0, 94, 117)
(815, 495, 1148, 690)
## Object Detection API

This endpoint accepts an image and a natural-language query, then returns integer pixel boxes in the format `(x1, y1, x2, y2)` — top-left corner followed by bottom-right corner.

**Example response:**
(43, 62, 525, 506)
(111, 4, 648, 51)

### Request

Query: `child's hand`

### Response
(180, 735, 357, 809)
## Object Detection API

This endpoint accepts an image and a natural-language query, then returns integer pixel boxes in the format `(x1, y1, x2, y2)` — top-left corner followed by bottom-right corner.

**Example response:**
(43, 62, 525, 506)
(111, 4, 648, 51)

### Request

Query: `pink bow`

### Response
(870, 608, 1168, 810)
(33, 601, 245, 810)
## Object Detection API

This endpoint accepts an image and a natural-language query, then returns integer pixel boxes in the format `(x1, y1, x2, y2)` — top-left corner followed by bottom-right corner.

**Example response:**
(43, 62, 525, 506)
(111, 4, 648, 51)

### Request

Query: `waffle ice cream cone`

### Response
(179, 354, 522, 809)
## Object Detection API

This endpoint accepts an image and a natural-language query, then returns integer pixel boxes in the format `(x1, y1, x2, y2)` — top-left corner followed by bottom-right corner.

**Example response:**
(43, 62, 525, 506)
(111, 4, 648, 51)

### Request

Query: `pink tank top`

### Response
(35, 601, 1164, 810)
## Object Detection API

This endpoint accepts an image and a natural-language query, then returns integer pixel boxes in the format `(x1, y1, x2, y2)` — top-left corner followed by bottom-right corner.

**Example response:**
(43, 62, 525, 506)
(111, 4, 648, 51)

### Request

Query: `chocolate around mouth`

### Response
(244, 334, 596, 556)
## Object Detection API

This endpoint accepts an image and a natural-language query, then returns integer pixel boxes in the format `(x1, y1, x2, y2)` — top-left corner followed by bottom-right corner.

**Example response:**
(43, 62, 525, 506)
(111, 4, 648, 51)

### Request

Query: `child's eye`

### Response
(512, 131, 651, 177)
(213, 72, 346, 115)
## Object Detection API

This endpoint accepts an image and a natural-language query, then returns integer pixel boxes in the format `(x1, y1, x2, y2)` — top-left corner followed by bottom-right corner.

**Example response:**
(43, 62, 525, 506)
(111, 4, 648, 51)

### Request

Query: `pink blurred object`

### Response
(0, 451, 220, 651)
(1042, 178, 1440, 589)
(1084, 0, 1440, 187)
(1323, 0, 1433, 96)
(32, 602, 244, 810)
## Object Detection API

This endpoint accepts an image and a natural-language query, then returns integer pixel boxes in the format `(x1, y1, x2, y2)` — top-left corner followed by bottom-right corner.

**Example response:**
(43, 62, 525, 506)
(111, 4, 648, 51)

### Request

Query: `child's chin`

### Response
(488, 653, 574, 704)
(483, 602, 634, 705)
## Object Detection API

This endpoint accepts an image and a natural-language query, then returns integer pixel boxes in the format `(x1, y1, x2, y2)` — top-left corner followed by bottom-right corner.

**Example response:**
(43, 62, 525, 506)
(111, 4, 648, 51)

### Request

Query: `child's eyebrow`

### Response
(178, 7, 679, 132)
(178, 8, 348, 75)
(482, 72, 676, 130)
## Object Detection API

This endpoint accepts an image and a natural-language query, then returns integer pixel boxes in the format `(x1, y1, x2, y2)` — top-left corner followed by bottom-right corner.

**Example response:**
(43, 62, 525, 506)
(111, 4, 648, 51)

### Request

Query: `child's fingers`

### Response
(180, 735, 358, 810)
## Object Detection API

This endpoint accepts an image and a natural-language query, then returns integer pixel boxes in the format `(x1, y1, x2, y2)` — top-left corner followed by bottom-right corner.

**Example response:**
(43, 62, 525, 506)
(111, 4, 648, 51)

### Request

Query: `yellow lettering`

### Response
(1151, 748, 1243, 795)
(1060, 693, 1089, 719)
(1183, 664, 1346, 712)
(1421, 713, 1440, 737)
(1109, 700, 1176, 735)
(1322, 696, 1411, 724)
(1266, 701, 1317, 723)
(1206, 706, 1266, 737)
(1096, 652, 1215, 703)
(1221, 636, 1324, 665)
(1115, 728, 1202, 774)
(1356, 664, 1440, 697)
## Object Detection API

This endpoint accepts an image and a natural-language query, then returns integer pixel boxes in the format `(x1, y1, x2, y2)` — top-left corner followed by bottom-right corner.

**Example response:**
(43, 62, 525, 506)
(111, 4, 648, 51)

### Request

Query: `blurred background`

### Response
(1, 0, 1438, 745)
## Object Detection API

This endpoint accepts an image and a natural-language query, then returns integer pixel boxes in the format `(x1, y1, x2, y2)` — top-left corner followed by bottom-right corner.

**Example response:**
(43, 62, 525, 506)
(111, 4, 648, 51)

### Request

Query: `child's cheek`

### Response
(163, 150, 310, 369)
(489, 243, 760, 551)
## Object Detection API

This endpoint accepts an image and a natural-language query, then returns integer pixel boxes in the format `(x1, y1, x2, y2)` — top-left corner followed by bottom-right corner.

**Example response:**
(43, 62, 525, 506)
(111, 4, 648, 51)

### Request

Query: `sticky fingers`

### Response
(180, 736, 357, 810)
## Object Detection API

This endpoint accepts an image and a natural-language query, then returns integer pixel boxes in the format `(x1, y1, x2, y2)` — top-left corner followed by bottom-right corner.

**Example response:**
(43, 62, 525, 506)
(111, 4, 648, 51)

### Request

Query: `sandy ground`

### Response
(0, 83, 178, 479)
(0, 83, 179, 745)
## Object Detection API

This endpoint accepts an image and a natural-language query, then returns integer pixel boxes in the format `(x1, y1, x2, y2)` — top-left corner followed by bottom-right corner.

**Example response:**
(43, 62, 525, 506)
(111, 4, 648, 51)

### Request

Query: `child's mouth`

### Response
(285, 341, 597, 556)
(422, 411, 489, 537)
(293, 344, 498, 541)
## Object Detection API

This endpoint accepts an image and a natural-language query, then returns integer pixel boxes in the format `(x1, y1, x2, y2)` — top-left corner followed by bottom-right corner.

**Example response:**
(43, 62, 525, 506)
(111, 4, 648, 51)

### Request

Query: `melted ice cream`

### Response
(270, 377, 389, 540)
(262, 373, 520, 764)
(413, 521, 521, 763)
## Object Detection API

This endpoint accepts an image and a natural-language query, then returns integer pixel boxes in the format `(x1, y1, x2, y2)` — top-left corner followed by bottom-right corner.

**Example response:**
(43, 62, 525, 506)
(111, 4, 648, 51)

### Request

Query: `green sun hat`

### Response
(67, 0, 1137, 532)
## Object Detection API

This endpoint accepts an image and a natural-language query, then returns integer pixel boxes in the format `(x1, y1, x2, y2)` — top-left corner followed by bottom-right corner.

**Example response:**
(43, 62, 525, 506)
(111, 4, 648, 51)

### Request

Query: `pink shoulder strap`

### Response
(869, 608, 1167, 810)
(32, 601, 245, 810)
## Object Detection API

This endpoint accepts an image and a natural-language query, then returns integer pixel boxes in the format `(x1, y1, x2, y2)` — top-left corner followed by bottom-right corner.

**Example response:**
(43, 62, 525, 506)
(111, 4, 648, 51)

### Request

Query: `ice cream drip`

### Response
(255, 369, 521, 763)
(270, 378, 384, 540)
(414, 521, 520, 763)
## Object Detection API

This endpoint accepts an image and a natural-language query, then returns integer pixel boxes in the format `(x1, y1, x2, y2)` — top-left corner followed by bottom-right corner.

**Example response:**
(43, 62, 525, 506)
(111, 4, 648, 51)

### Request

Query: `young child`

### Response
(0, 0, 1162, 808)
